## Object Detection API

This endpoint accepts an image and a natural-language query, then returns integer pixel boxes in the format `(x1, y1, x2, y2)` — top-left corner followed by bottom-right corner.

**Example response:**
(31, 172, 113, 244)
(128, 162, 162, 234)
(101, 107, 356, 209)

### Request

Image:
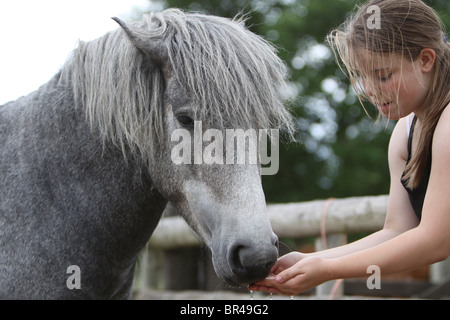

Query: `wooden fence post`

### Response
(162, 202, 203, 290)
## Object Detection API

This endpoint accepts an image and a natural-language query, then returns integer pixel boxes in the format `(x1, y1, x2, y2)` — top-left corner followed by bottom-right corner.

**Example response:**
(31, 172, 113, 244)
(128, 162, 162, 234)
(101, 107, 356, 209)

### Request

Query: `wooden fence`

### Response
(135, 195, 450, 299)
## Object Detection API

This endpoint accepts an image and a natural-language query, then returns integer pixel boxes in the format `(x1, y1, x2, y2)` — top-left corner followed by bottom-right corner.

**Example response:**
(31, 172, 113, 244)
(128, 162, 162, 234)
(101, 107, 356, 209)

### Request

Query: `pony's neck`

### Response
(15, 74, 166, 298)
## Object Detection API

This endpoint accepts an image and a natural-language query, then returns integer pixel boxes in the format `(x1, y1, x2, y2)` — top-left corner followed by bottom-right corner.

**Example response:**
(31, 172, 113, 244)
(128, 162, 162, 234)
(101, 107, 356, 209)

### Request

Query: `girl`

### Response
(249, 0, 450, 296)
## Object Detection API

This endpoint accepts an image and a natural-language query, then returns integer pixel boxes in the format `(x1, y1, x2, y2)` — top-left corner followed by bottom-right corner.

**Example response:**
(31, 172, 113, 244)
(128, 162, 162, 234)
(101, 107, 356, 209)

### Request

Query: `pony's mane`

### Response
(62, 9, 295, 163)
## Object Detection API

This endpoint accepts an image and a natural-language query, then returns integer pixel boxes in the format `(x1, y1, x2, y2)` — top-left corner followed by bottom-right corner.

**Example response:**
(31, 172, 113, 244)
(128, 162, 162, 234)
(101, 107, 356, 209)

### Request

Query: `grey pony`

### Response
(0, 9, 295, 299)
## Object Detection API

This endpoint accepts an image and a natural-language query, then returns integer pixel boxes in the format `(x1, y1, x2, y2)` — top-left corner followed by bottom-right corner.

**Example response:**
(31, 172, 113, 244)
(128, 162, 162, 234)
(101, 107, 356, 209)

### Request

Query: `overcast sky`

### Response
(0, 0, 159, 105)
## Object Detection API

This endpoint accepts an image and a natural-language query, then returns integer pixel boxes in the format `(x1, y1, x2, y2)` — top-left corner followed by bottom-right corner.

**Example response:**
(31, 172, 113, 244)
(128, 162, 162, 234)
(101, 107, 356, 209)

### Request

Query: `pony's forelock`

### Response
(63, 9, 296, 164)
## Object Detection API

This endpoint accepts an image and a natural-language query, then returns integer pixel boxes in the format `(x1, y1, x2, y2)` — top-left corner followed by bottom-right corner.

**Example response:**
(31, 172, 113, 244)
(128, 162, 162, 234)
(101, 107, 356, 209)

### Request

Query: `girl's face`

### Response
(358, 51, 434, 120)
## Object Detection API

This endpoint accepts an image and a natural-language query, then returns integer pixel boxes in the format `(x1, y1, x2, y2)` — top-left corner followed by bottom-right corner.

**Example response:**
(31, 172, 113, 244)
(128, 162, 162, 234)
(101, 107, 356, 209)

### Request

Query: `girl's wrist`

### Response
(323, 257, 340, 282)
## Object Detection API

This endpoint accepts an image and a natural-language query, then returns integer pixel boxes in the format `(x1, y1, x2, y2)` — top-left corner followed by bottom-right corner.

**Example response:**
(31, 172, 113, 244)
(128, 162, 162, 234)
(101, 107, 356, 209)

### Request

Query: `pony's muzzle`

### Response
(227, 235, 279, 285)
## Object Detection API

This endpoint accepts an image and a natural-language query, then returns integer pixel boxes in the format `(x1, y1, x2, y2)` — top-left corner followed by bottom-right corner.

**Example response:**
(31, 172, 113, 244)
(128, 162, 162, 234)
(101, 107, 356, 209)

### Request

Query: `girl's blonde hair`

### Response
(327, 0, 450, 189)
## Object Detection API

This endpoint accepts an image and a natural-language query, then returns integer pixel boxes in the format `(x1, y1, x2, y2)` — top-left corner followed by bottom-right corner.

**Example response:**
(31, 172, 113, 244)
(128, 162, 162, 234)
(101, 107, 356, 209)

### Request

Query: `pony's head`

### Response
(69, 9, 295, 286)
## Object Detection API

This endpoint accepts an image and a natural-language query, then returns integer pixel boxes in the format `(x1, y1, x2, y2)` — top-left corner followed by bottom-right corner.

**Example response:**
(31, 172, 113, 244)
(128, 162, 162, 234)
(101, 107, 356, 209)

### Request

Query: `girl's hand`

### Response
(248, 251, 306, 293)
(249, 255, 332, 296)
(268, 251, 306, 275)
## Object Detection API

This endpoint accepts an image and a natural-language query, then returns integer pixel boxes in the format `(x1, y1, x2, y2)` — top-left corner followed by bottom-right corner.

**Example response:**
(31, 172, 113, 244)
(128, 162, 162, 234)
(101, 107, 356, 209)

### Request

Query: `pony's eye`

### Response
(176, 114, 195, 128)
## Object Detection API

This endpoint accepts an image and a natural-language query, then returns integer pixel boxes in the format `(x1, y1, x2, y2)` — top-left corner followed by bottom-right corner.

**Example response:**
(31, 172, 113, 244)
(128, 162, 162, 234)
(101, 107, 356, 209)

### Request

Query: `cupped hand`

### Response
(249, 255, 331, 296)
(268, 251, 306, 275)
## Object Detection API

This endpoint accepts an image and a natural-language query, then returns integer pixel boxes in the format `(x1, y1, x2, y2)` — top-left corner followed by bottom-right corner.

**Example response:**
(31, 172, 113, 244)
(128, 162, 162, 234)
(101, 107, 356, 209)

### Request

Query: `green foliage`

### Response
(144, 0, 450, 203)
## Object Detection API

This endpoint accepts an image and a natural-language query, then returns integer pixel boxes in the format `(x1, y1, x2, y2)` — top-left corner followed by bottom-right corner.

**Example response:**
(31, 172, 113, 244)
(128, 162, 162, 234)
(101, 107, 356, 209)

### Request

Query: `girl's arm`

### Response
(300, 117, 419, 260)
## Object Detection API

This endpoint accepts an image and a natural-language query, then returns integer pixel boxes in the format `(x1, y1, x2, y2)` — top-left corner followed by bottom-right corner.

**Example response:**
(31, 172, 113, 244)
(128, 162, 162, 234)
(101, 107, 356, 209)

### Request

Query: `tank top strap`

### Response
(405, 113, 415, 137)
(406, 115, 417, 162)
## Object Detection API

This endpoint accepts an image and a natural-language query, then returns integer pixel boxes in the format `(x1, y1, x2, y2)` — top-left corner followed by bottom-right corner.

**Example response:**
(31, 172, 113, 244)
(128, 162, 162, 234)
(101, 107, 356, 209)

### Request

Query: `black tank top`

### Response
(401, 115, 432, 220)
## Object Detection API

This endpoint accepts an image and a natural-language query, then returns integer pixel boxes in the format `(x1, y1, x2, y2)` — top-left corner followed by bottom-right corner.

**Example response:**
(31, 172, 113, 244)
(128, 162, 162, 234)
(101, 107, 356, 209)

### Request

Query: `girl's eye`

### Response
(176, 114, 195, 128)
(379, 73, 392, 82)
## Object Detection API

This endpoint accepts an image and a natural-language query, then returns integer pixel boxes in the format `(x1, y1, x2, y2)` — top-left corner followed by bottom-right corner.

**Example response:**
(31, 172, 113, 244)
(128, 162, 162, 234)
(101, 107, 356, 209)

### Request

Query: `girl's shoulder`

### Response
(432, 102, 450, 155)
(389, 116, 409, 164)
(435, 102, 450, 133)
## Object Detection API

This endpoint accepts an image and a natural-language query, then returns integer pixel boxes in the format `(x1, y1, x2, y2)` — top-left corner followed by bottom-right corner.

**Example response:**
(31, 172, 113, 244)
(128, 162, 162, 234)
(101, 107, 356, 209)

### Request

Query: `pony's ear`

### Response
(112, 17, 168, 68)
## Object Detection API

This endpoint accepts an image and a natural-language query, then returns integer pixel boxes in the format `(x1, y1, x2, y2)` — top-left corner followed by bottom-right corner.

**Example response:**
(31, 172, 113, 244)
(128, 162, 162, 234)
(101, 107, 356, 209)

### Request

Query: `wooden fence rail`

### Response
(147, 195, 388, 250)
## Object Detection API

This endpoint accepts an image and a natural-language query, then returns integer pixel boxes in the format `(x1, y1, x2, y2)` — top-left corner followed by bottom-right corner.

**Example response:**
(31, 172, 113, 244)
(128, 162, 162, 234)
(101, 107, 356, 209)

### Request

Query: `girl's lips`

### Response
(378, 101, 392, 112)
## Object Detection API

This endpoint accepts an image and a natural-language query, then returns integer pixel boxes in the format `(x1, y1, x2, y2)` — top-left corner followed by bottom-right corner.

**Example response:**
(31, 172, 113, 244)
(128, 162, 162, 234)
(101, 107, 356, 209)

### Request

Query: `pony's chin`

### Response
(217, 273, 248, 288)
(211, 260, 243, 287)
(213, 262, 268, 288)
(218, 273, 268, 288)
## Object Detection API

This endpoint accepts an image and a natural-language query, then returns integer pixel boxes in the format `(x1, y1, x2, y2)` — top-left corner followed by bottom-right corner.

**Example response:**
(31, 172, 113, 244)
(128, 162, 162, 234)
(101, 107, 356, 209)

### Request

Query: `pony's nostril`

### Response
(228, 242, 278, 284)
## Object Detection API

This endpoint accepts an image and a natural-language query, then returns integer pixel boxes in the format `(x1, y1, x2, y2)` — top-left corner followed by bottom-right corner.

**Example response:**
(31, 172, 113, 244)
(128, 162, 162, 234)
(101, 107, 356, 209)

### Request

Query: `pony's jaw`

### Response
(179, 177, 278, 286)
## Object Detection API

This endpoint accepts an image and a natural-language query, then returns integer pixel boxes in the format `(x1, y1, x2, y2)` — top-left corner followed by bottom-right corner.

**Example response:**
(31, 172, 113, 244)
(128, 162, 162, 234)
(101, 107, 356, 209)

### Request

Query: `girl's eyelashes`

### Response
(378, 73, 393, 82)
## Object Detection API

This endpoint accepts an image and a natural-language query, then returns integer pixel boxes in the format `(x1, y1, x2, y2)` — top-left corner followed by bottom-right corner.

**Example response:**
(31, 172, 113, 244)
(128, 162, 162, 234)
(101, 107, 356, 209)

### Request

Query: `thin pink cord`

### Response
(320, 198, 347, 300)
